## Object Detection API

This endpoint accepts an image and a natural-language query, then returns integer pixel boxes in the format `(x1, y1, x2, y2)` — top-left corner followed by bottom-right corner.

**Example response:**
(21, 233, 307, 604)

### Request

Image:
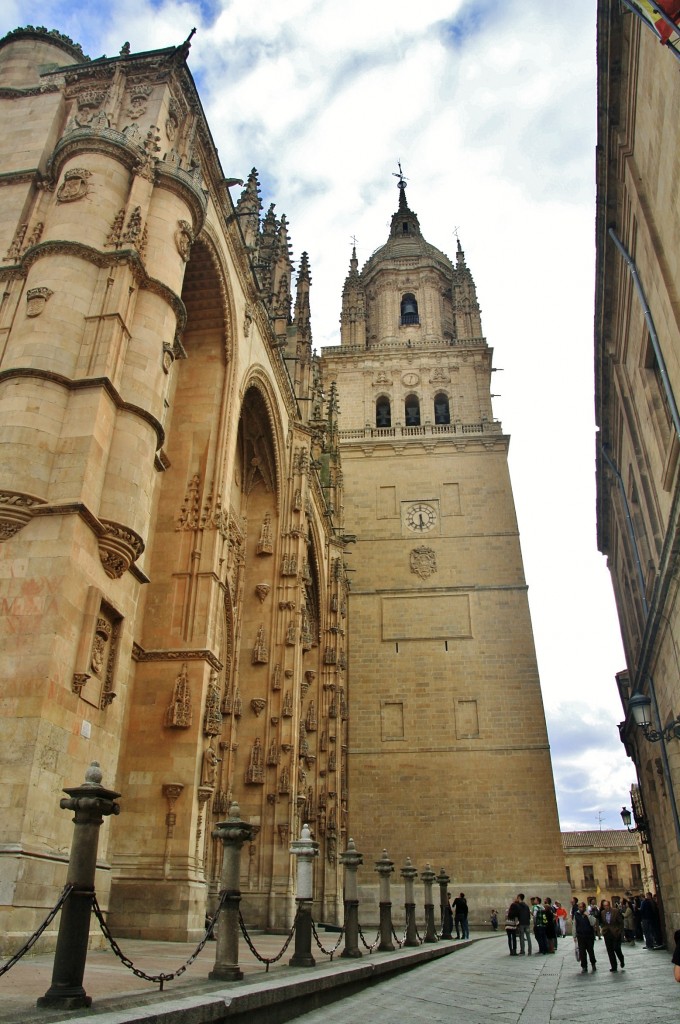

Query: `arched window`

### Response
(434, 392, 451, 425)
(376, 396, 391, 428)
(400, 293, 419, 325)
(405, 394, 421, 427)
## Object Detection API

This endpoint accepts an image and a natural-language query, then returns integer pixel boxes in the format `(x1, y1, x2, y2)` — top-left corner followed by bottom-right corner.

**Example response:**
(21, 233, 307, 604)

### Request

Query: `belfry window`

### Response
(400, 293, 419, 326)
(405, 394, 421, 427)
(376, 396, 391, 428)
(434, 392, 451, 425)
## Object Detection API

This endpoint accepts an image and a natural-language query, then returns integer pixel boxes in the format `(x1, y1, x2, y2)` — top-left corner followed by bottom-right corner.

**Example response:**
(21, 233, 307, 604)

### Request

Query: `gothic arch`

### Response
(237, 367, 285, 513)
(191, 224, 236, 365)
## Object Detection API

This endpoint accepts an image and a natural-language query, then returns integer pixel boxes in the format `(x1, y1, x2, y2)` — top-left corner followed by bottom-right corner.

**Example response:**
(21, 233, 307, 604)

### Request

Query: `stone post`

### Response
(339, 837, 363, 958)
(421, 863, 437, 943)
(436, 867, 453, 939)
(37, 762, 120, 1010)
(400, 857, 419, 947)
(209, 801, 256, 981)
(374, 849, 395, 951)
(289, 822, 319, 966)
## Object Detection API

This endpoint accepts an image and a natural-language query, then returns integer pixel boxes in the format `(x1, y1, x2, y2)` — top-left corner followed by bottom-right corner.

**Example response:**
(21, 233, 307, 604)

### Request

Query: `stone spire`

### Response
(235, 167, 261, 250)
(452, 236, 482, 341)
(340, 245, 366, 348)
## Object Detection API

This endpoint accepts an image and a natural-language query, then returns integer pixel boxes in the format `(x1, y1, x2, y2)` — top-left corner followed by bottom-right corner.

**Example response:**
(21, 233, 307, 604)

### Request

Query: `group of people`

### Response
(501, 890, 666, 976)
(503, 894, 566, 957)
(441, 892, 470, 939)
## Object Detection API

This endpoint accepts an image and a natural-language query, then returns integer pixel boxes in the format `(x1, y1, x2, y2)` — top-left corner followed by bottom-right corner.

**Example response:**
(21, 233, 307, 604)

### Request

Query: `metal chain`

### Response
(391, 924, 404, 948)
(237, 908, 298, 972)
(91, 889, 227, 991)
(0, 883, 74, 978)
(357, 922, 381, 952)
(310, 919, 345, 958)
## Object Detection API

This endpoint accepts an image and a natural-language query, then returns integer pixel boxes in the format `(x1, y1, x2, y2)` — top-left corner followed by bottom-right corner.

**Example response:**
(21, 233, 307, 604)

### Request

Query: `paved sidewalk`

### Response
(292, 936, 679, 1024)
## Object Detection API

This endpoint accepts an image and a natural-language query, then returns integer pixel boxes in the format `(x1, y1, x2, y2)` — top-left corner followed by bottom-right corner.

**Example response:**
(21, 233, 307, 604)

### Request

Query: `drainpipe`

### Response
(600, 443, 649, 616)
(608, 228, 680, 442)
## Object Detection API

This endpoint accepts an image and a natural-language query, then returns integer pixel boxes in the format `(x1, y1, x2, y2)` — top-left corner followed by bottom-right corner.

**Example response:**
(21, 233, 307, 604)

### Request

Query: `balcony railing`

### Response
(606, 877, 625, 890)
(580, 877, 599, 891)
(339, 421, 503, 442)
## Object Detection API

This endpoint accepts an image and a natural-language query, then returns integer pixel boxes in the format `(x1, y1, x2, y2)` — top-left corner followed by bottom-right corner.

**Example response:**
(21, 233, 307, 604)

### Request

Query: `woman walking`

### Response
(505, 899, 520, 955)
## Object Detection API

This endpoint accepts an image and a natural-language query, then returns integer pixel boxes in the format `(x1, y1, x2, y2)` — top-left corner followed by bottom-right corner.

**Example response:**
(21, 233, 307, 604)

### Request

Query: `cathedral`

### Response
(0, 27, 567, 952)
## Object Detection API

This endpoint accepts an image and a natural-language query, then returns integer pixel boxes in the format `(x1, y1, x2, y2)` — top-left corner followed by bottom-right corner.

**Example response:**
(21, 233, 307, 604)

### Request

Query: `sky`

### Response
(0, 0, 635, 833)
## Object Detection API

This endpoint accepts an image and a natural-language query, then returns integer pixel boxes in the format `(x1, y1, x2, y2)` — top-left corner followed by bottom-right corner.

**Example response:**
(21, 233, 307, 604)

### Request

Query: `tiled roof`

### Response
(561, 830, 638, 850)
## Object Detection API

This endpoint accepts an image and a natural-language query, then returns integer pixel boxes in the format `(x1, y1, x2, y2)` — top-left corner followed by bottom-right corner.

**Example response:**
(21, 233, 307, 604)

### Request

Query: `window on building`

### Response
(631, 862, 642, 887)
(643, 334, 673, 446)
(583, 864, 595, 885)
(400, 293, 419, 325)
(566, 866, 572, 887)
(376, 396, 391, 428)
(404, 394, 421, 427)
(606, 864, 619, 885)
(434, 392, 451, 425)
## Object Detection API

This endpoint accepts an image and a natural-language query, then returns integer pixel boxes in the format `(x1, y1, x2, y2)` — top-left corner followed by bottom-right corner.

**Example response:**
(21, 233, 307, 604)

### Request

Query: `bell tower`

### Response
(322, 178, 567, 916)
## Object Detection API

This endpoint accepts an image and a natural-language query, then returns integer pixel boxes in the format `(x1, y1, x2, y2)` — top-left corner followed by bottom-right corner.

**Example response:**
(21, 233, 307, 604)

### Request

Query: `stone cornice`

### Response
(132, 642, 223, 672)
(0, 367, 165, 449)
(1, 240, 187, 345)
(0, 85, 60, 99)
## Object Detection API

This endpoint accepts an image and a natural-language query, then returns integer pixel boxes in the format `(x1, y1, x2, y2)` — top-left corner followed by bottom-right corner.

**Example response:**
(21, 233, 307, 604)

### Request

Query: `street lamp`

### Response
(620, 805, 651, 852)
(627, 690, 680, 743)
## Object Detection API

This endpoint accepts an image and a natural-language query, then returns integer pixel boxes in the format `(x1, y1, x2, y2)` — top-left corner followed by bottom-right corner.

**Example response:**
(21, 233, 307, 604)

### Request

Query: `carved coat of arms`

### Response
(410, 546, 437, 580)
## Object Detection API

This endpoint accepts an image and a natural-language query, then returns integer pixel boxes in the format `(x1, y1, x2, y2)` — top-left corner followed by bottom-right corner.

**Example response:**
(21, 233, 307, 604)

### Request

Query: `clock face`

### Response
(406, 502, 437, 532)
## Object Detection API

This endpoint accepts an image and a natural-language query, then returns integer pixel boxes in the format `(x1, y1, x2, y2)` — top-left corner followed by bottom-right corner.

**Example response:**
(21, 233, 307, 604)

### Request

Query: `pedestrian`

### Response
(599, 898, 625, 972)
(516, 893, 532, 956)
(640, 891, 659, 949)
(490, 909, 498, 931)
(544, 898, 557, 953)
(621, 898, 635, 945)
(574, 901, 597, 973)
(672, 929, 680, 982)
(505, 898, 520, 955)
(452, 892, 469, 940)
(531, 896, 548, 955)
(587, 896, 601, 939)
(555, 901, 567, 937)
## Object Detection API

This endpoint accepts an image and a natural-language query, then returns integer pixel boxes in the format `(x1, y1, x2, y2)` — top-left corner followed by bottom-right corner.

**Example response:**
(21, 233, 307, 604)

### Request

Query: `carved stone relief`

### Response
(164, 663, 193, 728)
(410, 545, 437, 580)
(56, 168, 91, 204)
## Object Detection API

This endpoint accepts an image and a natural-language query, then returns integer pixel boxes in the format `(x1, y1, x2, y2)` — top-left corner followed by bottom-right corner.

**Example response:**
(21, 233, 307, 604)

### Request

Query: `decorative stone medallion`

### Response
(410, 545, 437, 580)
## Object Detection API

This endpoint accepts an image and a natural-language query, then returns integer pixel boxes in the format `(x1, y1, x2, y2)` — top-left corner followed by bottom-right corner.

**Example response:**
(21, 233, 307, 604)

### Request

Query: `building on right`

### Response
(595, 0, 680, 942)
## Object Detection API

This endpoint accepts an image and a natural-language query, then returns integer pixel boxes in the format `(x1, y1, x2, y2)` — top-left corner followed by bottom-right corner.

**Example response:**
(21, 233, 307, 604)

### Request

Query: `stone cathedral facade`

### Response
(0, 27, 566, 952)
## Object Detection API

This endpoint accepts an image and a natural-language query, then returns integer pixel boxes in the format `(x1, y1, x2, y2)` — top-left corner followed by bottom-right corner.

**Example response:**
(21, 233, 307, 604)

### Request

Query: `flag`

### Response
(631, 1, 680, 43)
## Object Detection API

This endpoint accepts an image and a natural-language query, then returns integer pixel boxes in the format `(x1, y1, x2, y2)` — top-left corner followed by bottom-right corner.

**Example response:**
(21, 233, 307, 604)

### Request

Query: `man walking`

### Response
(574, 901, 597, 973)
(452, 892, 469, 940)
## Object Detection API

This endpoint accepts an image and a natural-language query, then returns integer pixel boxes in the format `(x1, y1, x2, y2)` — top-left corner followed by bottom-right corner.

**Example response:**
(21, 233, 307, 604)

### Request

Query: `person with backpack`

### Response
(531, 896, 548, 955)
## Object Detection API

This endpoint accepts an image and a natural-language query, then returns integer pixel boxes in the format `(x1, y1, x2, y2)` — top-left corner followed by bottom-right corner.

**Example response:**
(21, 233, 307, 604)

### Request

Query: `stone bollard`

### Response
(38, 762, 120, 1010)
(209, 801, 256, 981)
(400, 857, 419, 947)
(436, 867, 453, 939)
(421, 864, 438, 943)
(289, 822, 319, 966)
(339, 837, 363, 958)
(374, 849, 395, 951)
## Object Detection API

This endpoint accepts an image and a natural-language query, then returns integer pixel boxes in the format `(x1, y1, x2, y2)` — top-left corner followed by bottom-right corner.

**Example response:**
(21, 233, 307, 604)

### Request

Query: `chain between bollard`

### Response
(357, 922, 381, 952)
(91, 889, 228, 990)
(391, 924, 404, 948)
(237, 907, 299, 973)
(310, 919, 345, 958)
(0, 883, 74, 978)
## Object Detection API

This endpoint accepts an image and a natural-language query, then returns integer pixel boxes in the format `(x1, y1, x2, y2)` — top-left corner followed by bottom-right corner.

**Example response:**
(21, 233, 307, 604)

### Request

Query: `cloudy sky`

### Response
(1, 0, 635, 832)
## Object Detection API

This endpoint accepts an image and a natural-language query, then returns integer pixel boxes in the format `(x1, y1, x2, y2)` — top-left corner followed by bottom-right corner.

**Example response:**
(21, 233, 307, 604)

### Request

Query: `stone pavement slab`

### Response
(291, 936, 679, 1024)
